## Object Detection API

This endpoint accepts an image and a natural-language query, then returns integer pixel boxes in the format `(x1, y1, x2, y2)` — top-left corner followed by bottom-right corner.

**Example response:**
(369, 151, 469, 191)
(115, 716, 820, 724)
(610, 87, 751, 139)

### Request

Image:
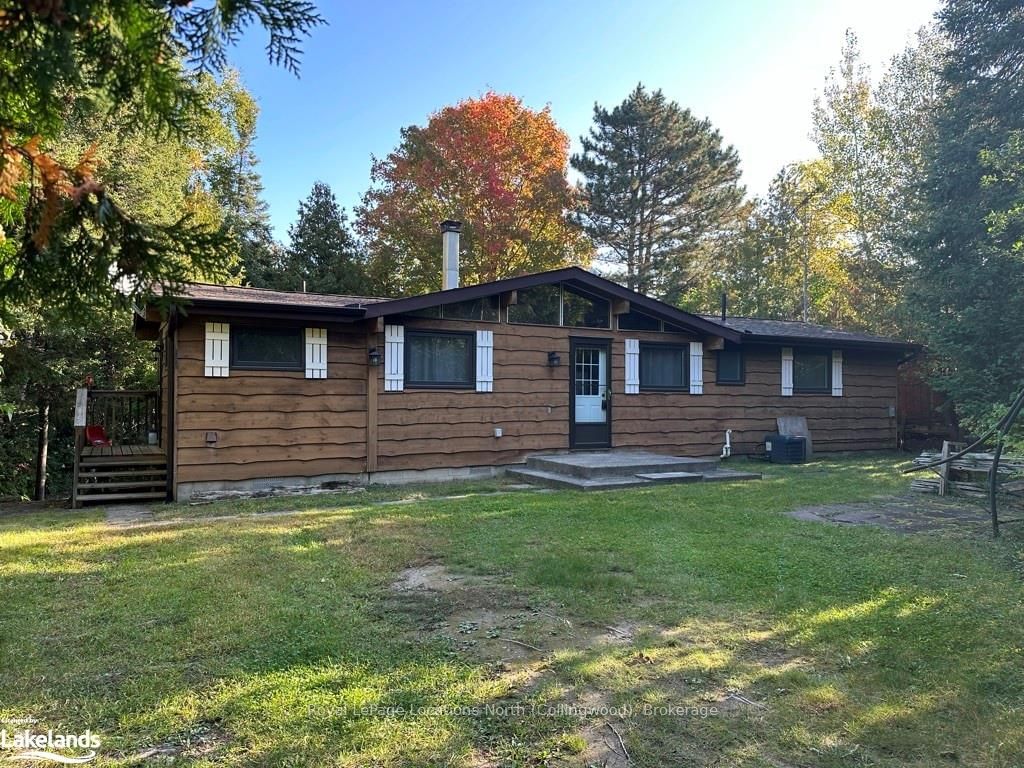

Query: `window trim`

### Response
(715, 345, 745, 386)
(404, 329, 476, 389)
(792, 346, 832, 394)
(638, 342, 690, 392)
(230, 325, 304, 371)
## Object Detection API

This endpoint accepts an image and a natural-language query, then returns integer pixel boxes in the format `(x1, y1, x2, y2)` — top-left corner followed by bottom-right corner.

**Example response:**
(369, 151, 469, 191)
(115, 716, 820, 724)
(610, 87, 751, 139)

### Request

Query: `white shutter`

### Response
(384, 324, 404, 392)
(624, 339, 639, 394)
(689, 341, 704, 395)
(476, 330, 493, 392)
(204, 322, 229, 377)
(781, 347, 794, 397)
(831, 349, 844, 397)
(305, 328, 327, 379)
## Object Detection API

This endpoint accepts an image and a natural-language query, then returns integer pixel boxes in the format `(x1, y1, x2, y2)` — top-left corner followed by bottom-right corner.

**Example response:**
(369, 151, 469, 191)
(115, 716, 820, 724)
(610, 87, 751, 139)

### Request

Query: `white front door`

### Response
(574, 346, 608, 424)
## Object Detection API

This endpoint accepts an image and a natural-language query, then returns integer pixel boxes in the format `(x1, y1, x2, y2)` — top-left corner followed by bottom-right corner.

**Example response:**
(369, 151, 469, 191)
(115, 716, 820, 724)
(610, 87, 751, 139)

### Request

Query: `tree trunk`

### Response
(34, 401, 49, 502)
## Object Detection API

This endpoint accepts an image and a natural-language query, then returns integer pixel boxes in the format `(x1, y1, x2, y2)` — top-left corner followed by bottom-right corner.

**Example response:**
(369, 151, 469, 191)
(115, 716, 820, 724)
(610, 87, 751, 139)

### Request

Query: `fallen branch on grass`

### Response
(607, 722, 630, 762)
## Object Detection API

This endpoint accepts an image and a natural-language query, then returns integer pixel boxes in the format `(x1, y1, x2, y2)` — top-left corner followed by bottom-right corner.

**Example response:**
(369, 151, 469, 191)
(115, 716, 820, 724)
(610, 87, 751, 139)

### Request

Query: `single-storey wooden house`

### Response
(76, 224, 918, 503)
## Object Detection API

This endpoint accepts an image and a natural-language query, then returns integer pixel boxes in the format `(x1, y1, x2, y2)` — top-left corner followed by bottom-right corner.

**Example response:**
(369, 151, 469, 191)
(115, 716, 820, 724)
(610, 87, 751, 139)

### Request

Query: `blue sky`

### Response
(229, 0, 940, 241)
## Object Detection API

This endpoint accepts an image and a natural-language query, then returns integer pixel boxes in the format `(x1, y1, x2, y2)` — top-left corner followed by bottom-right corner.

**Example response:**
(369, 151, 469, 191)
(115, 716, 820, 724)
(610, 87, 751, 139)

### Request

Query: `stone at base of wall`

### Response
(176, 464, 508, 502)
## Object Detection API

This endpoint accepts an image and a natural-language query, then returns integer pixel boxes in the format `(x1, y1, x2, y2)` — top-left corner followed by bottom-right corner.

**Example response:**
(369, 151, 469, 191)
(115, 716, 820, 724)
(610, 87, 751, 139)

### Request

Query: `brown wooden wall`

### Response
(171, 314, 900, 492)
(172, 316, 367, 487)
(616, 344, 899, 456)
(371, 318, 900, 471)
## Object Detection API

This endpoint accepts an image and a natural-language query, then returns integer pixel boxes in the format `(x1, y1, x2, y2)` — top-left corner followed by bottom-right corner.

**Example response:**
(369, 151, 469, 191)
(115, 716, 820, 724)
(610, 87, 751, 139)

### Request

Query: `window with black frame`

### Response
(507, 284, 561, 325)
(639, 343, 688, 390)
(231, 327, 304, 370)
(405, 331, 475, 388)
(792, 348, 831, 393)
(716, 343, 744, 385)
(562, 285, 610, 328)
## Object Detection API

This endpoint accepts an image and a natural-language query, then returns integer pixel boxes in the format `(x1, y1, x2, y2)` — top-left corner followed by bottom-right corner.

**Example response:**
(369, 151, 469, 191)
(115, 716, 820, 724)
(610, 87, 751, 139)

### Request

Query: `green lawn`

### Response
(1, 455, 1023, 766)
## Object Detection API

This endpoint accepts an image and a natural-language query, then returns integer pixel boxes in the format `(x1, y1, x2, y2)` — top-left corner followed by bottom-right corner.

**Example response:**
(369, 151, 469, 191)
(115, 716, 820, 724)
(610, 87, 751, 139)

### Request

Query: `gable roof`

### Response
(701, 315, 920, 352)
(362, 266, 741, 342)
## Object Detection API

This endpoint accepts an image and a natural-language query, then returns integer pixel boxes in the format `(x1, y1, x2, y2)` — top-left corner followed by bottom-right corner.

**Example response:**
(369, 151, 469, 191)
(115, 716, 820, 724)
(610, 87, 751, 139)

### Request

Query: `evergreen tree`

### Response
(0, 1, 323, 320)
(287, 182, 368, 295)
(908, 0, 1024, 433)
(0, 69, 261, 499)
(571, 84, 745, 300)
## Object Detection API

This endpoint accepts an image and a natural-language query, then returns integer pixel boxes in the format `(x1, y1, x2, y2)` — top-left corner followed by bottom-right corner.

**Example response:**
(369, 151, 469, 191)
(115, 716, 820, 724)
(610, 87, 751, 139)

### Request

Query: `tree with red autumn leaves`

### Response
(357, 92, 592, 296)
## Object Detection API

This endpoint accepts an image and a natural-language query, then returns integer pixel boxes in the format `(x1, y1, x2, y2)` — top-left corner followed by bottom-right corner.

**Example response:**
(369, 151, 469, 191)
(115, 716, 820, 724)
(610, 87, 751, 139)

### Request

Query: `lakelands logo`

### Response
(0, 728, 100, 764)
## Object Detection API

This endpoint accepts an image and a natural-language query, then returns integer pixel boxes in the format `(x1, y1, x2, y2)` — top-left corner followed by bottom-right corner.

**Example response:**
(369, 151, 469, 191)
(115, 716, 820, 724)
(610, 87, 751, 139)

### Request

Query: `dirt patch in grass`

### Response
(389, 564, 664, 661)
(387, 563, 678, 763)
(788, 493, 995, 535)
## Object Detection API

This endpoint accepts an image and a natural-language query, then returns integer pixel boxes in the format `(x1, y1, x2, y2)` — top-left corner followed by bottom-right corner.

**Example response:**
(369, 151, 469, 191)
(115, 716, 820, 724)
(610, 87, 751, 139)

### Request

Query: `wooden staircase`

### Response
(74, 445, 168, 505)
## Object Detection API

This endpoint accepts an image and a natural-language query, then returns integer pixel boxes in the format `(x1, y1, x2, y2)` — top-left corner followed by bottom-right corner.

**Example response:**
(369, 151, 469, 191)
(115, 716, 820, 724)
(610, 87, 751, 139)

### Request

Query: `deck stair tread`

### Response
(77, 469, 167, 478)
(72, 492, 167, 502)
(77, 480, 167, 491)
(80, 457, 167, 467)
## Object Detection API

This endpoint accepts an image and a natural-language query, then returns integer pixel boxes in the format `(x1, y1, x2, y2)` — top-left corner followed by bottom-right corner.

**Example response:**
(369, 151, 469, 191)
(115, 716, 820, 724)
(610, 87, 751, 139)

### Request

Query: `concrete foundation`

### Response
(176, 464, 509, 502)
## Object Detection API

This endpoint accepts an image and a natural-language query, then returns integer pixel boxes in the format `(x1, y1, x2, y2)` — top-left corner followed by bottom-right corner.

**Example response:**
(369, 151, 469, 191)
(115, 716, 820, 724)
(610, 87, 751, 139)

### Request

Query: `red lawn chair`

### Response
(84, 425, 112, 447)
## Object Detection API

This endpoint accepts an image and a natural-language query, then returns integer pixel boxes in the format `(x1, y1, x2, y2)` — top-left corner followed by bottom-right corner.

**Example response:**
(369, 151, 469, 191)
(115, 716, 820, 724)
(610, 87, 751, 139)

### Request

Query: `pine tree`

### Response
(0, 1, 323, 319)
(287, 182, 368, 295)
(571, 84, 744, 300)
(908, 0, 1024, 433)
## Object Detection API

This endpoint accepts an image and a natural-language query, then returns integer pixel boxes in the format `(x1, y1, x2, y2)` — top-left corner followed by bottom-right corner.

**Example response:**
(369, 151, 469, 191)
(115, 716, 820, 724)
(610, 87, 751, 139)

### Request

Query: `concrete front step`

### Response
(505, 467, 652, 491)
(507, 462, 762, 492)
(526, 450, 721, 479)
(634, 471, 705, 484)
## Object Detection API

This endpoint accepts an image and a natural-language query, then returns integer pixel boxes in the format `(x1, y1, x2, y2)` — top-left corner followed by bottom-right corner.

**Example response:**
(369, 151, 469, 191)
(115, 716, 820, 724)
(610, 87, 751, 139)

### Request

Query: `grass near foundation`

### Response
(1, 455, 1022, 766)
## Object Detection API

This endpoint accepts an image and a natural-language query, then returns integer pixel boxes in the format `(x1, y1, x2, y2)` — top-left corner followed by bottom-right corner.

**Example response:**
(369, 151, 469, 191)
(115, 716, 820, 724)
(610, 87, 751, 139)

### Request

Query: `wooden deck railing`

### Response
(83, 389, 161, 446)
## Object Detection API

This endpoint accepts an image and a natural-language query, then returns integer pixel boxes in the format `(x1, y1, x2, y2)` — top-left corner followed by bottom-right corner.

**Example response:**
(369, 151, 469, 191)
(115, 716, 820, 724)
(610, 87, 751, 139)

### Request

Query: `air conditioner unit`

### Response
(764, 434, 806, 464)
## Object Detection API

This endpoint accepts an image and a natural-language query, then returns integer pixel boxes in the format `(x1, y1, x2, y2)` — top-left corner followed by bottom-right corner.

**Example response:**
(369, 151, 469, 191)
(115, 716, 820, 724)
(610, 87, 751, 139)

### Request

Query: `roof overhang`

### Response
(163, 297, 367, 325)
(738, 333, 922, 354)
(362, 267, 742, 342)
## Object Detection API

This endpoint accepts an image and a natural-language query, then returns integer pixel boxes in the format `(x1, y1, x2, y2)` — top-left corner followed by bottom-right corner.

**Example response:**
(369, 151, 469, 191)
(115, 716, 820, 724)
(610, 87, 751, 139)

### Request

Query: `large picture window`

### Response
(639, 343, 688, 391)
(405, 331, 475, 388)
(793, 348, 831, 393)
(231, 327, 303, 371)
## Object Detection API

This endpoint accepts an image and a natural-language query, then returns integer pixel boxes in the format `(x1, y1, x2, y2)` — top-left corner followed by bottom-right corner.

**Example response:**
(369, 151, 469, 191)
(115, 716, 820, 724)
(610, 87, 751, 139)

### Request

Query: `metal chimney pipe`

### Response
(440, 219, 462, 290)
(720, 292, 727, 321)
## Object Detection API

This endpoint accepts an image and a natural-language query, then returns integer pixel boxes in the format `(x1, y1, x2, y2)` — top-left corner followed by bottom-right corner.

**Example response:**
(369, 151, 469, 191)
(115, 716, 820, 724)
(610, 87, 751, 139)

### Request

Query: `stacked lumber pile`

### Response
(910, 449, 1024, 496)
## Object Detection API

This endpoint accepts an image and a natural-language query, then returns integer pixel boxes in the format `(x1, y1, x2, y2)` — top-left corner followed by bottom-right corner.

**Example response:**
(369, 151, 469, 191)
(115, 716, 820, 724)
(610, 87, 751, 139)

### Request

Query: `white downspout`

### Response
(720, 429, 733, 459)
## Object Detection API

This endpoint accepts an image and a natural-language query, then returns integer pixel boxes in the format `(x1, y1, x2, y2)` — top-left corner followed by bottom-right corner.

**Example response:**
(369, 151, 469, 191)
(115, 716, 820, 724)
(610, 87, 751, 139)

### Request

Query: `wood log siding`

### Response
(373, 318, 898, 470)
(172, 313, 899, 487)
(173, 317, 367, 485)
